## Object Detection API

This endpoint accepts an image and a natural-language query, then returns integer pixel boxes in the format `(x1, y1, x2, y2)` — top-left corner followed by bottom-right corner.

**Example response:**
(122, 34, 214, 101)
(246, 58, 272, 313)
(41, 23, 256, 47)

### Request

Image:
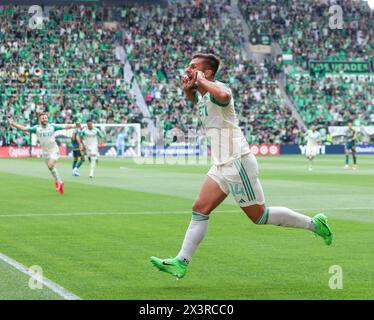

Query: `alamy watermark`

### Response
(328, 265, 343, 289)
(28, 265, 44, 289)
(28, 5, 45, 30)
(329, 5, 343, 29)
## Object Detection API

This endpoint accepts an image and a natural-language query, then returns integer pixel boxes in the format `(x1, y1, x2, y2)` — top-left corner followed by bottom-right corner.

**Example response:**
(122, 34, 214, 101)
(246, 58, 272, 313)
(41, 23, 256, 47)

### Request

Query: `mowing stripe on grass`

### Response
(0, 207, 372, 218)
(0, 252, 81, 300)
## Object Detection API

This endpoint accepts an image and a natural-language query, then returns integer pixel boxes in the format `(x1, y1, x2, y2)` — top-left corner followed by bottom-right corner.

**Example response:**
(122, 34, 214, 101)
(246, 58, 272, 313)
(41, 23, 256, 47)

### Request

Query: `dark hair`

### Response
(38, 112, 47, 119)
(192, 53, 220, 76)
(87, 119, 93, 123)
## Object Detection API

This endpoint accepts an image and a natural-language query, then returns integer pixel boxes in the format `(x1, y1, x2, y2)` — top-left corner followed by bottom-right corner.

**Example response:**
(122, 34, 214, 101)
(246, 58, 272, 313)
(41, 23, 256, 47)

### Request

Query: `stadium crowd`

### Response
(286, 72, 374, 127)
(1, 0, 372, 148)
(113, 0, 300, 143)
(239, 0, 373, 138)
(238, 0, 373, 66)
(0, 5, 141, 146)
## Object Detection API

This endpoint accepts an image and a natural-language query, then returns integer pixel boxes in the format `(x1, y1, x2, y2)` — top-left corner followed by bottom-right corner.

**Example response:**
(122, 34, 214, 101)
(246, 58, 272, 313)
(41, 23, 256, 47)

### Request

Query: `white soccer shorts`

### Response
(305, 146, 318, 157)
(207, 153, 265, 207)
(43, 151, 60, 163)
(86, 146, 99, 157)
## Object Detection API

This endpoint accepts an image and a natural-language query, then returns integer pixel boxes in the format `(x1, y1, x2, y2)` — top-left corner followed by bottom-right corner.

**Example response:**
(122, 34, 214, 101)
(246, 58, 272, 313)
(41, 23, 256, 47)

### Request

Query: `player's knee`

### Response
(192, 201, 212, 215)
(246, 204, 266, 224)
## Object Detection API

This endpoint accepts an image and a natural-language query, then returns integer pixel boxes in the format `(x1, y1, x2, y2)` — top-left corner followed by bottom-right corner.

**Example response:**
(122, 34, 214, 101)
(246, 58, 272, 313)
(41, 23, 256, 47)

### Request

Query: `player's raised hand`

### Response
(194, 70, 205, 83)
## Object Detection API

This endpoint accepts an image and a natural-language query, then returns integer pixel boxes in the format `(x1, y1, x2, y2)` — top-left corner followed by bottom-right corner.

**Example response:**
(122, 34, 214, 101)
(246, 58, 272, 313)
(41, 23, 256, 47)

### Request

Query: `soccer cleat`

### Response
(352, 165, 357, 171)
(344, 165, 349, 170)
(312, 213, 333, 245)
(72, 170, 80, 177)
(55, 182, 60, 191)
(59, 181, 64, 195)
(308, 166, 313, 171)
(150, 256, 188, 279)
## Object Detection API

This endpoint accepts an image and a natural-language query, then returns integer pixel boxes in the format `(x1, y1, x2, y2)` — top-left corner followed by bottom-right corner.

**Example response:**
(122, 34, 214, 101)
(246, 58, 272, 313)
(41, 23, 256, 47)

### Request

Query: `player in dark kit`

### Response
(344, 122, 357, 171)
(71, 122, 85, 176)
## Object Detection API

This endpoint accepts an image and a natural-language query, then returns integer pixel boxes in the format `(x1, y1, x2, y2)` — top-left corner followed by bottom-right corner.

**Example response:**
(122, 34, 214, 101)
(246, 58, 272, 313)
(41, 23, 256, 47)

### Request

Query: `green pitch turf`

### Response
(0, 155, 373, 300)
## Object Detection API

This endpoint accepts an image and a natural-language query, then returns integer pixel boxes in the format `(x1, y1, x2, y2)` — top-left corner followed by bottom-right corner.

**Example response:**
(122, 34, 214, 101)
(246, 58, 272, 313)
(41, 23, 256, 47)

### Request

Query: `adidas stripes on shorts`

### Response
(207, 153, 265, 207)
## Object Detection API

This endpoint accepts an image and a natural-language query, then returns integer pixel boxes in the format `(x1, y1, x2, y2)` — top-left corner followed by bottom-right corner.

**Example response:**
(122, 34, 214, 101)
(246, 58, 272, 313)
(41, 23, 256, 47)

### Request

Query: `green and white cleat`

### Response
(312, 213, 333, 245)
(150, 256, 188, 279)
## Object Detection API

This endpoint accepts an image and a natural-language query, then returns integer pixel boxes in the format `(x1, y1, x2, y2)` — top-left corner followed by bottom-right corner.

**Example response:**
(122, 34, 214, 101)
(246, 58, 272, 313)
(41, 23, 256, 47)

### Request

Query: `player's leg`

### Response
(307, 153, 314, 171)
(72, 151, 79, 176)
(176, 175, 228, 262)
(89, 154, 96, 178)
(233, 154, 332, 245)
(88, 147, 98, 178)
(46, 155, 64, 194)
(309, 155, 314, 170)
(351, 146, 357, 170)
(150, 172, 228, 278)
(77, 153, 85, 168)
(72, 157, 78, 170)
(344, 147, 350, 169)
(120, 144, 125, 157)
(305, 147, 314, 171)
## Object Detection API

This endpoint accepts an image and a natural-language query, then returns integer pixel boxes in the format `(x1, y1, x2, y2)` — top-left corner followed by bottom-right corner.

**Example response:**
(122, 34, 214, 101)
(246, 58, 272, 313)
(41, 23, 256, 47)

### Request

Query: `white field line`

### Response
(0, 207, 372, 218)
(0, 252, 81, 300)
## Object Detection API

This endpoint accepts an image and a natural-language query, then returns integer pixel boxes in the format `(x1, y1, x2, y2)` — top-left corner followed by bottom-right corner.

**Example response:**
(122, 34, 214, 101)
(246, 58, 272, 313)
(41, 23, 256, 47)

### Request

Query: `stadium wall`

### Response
(2, 144, 374, 158)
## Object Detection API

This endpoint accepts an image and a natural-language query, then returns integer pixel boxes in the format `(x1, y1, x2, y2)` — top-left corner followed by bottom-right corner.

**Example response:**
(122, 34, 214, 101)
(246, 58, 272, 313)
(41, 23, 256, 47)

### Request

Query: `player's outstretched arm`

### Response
(7, 118, 29, 132)
(195, 71, 231, 105)
(52, 124, 74, 131)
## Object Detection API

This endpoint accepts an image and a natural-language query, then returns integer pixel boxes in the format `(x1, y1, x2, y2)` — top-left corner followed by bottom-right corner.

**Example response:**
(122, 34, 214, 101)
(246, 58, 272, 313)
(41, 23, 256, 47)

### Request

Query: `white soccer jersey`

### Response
(82, 127, 102, 148)
(306, 130, 321, 147)
(195, 81, 250, 165)
(28, 124, 63, 155)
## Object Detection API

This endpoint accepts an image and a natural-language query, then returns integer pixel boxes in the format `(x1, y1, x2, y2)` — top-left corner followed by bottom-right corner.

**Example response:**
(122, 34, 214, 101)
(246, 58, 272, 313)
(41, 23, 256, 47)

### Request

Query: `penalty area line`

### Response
(0, 207, 372, 218)
(0, 252, 81, 300)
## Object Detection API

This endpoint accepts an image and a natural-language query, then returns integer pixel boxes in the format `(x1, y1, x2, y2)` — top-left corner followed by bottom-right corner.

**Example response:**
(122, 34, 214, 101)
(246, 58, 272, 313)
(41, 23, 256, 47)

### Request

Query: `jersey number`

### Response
(199, 104, 208, 117)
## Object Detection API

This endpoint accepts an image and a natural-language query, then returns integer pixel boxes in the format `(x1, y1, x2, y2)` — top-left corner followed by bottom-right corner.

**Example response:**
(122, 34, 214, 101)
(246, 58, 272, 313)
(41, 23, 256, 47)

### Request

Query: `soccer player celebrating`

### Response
(81, 119, 104, 178)
(150, 53, 333, 279)
(305, 124, 321, 171)
(71, 122, 85, 176)
(344, 122, 357, 170)
(7, 113, 74, 194)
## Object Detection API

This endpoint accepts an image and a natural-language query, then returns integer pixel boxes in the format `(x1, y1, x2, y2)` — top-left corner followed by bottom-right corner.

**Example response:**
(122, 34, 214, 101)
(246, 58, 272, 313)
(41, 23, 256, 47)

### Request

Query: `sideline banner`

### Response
(279, 144, 374, 155)
(0, 146, 67, 158)
(309, 60, 371, 73)
(249, 144, 280, 156)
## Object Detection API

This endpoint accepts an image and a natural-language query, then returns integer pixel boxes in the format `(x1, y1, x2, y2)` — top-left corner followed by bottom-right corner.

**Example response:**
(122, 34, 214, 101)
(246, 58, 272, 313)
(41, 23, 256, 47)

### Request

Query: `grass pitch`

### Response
(0, 155, 373, 300)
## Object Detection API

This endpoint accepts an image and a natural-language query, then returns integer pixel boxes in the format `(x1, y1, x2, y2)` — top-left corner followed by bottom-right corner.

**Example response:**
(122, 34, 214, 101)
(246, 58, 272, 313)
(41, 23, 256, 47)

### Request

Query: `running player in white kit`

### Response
(305, 125, 321, 171)
(150, 53, 333, 279)
(81, 119, 104, 178)
(8, 113, 74, 194)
